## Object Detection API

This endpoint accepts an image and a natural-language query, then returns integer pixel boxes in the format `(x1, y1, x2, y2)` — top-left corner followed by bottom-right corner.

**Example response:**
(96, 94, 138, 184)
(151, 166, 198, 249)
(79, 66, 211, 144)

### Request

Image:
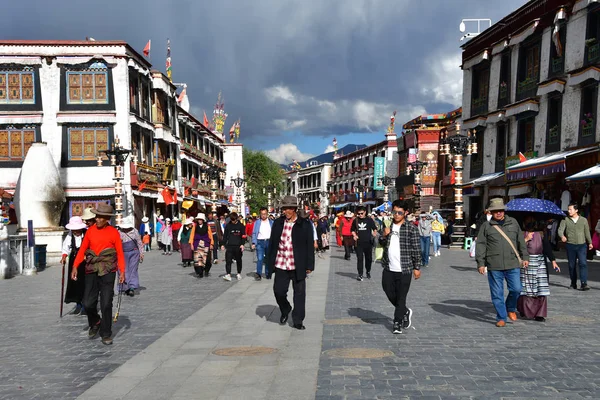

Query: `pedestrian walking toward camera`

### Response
(252, 207, 273, 280)
(178, 217, 194, 268)
(161, 218, 173, 255)
(267, 196, 315, 330)
(222, 212, 245, 281)
(431, 212, 445, 257)
(118, 216, 144, 297)
(475, 198, 529, 327)
(139, 216, 153, 251)
(417, 211, 432, 266)
(191, 213, 213, 277)
(62, 216, 87, 315)
(340, 211, 355, 260)
(558, 202, 593, 290)
(351, 206, 378, 281)
(71, 203, 125, 345)
(379, 200, 421, 334)
(207, 212, 219, 263)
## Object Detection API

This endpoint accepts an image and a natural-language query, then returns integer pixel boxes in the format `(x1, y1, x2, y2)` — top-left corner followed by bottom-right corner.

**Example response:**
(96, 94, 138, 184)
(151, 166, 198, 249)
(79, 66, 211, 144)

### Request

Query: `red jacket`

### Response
(245, 221, 255, 238)
(340, 217, 354, 236)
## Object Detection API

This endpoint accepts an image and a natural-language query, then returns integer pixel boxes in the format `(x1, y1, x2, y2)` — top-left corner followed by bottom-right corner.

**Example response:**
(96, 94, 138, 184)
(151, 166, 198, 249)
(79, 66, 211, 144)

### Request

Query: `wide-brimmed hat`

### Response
(195, 213, 206, 221)
(65, 216, 86, 230)
(280, 195, 298, 208)
(141, 216, 149, 223)
(488, 198, 506, 212)
(92, 203, 115, 217)
(165, 217, 171, 222)
(159, 215, 164, 220)
(173, 217, 180, 222)
(185, 217, 194, 225)
(81, 207, 96, 221)
(118, 216, 135, 229)
(344, 211, 353, 218)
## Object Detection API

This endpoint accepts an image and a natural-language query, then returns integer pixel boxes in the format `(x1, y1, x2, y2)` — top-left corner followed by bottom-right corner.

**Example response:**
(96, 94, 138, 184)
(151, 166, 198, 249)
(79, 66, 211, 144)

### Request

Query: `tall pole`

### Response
(98, 136, 133, 225)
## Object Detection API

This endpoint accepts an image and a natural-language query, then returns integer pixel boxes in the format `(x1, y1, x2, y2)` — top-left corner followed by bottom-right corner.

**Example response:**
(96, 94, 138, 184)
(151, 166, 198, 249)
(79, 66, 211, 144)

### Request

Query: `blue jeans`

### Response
(256, 240, 270, 276)
(487, 268, 522, 322)
(566, 243, 588, 285)
(432, 232, 442, 254)
(420, 236, 430, 265)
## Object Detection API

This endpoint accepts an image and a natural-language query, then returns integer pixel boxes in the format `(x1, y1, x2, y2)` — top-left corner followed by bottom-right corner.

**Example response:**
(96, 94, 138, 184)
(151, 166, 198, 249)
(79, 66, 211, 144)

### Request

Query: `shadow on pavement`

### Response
(347, 307, 392, 330)
(335, 272, 358, 279)
(112, 316, 132, 338)
(256, 304, 279, 323)
(429, 299, 496, 323)
(449, 265, 477, 272)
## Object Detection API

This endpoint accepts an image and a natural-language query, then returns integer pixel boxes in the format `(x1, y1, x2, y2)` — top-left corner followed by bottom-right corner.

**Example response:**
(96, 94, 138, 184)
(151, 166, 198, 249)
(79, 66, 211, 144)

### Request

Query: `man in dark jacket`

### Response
(475, 198, 529, 327)
(351, 206, 378, 281)
(221, 212, 245, 281)
(267, 195, 315, 330)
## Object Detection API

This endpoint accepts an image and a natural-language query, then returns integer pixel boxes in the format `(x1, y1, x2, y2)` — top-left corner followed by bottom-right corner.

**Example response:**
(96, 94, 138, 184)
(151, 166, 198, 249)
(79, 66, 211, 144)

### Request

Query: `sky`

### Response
(3, 0, 528, 164)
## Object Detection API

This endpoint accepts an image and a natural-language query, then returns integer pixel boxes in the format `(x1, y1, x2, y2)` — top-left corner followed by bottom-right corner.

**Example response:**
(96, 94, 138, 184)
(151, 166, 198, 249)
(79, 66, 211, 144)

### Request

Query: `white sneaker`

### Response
(223, 274, 232, 281)
(236, 274, 242, 281)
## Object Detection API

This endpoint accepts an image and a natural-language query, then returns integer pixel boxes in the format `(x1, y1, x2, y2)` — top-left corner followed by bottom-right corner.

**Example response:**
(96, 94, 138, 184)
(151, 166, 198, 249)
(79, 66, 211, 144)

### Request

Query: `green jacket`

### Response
(557, 216, 592, 245)
(475, 216, 529, 271)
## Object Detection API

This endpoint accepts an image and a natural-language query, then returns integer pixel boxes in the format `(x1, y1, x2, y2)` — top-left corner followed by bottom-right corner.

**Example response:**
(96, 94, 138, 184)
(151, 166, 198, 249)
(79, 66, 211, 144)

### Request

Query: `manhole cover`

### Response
(323, 318, 364, 325)
(212, 347, 278, 356)
(324, 348, 395, 359)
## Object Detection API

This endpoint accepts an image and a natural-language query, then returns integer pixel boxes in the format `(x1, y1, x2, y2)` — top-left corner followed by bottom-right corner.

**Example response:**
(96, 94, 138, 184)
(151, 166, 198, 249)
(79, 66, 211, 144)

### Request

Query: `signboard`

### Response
(505, 151, 537, 169)
(27, 220, 34, 248)
(373, 157, 385, 190)
(419, 143, 439, 188)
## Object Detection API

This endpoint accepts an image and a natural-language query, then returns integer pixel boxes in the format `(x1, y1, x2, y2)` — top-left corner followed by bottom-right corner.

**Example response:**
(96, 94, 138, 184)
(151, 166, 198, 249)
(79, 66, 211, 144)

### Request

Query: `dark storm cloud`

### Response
(3, 0, 527, 148)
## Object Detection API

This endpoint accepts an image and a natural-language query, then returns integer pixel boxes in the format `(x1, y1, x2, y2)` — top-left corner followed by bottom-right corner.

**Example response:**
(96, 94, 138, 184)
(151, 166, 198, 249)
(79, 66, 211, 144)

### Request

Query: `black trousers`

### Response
(356, 243, 373, 276)
(273, 268, 306, 325)
(225, 247, 243, 275)
(381, 268, 412, 323)
(83, 272, 116, 338)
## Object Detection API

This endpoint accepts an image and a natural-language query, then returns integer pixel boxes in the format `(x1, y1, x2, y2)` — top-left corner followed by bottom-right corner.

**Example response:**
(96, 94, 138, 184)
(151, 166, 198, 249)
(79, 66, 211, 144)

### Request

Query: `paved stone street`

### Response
(317, 243, 600, 400)
(0, 248, 244, 400)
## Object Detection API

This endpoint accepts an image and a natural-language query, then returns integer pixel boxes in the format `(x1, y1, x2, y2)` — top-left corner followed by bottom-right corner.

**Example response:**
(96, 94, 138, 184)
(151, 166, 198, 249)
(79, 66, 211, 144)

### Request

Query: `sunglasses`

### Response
(392, 211, 404, 215)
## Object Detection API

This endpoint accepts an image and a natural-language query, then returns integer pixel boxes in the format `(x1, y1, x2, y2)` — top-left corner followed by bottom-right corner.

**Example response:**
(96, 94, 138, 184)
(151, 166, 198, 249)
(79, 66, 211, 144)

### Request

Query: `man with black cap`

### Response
(267, 195, 315, 330)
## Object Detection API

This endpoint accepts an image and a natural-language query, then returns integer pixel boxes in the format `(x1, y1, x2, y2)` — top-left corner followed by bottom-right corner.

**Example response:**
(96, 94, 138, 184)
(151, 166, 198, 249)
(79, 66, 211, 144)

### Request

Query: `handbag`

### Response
(492, 225, 524, 266)
(592, 232, 600, 250)
(469, 241, 476, 258)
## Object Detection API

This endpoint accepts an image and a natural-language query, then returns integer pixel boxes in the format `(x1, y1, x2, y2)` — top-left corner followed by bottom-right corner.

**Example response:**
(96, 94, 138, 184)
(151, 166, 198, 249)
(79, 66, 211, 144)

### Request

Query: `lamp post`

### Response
(230, 172, 245, 214)
(97, 136, 134, 225)
(354, 182, 366, 205)
(203, 166, 224, 213)
(379, 176, 394, 212)
(263, 181, 277, 213)
(439, 122, 478, 247)
(406, 159, 428, 212)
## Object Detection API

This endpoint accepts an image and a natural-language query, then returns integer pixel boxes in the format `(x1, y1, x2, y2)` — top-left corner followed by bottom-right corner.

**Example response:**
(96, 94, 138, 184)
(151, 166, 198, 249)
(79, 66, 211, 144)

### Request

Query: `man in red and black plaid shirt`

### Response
(267, 195, 315, 330)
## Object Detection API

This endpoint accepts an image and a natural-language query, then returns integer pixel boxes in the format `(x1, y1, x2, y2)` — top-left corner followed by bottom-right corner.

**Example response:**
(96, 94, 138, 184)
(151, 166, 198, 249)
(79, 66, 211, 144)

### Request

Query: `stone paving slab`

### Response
(0, 250, 244, 400)
(77, 251, 331, 400)
(317, 243, 600, 400)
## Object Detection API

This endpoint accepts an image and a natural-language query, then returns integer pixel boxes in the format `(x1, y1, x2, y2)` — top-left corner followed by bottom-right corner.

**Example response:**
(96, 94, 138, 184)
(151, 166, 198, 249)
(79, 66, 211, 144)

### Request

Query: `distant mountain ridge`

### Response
(279, 144, 367, 170)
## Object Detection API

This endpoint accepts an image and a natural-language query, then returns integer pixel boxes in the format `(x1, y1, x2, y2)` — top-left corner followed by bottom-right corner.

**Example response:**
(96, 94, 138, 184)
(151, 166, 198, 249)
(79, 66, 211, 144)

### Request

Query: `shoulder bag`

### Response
(492, 225, 523, 266)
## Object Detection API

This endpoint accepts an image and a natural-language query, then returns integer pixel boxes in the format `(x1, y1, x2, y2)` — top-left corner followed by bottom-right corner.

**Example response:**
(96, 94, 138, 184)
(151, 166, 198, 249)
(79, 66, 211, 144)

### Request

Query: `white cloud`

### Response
(264, 85, 297, 104)
(420, 52, 463, 108)
(324, 144, 336, 153)
(265, 143, 315, 164)
(272, 119, 307, 131)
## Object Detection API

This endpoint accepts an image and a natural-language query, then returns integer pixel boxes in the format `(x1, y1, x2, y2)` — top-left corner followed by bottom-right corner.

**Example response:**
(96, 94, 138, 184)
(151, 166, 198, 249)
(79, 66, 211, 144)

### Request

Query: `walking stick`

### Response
(114, 282, 123, 323)
(60, 260, 66, 318)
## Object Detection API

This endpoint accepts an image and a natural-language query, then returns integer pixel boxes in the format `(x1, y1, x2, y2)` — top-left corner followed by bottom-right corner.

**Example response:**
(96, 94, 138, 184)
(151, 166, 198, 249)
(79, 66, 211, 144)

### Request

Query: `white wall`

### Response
(223, 144, 245, 217)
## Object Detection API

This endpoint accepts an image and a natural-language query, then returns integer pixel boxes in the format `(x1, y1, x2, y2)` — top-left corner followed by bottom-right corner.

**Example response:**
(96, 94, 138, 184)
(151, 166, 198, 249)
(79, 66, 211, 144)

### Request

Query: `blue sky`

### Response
(3, 0, 527, 163)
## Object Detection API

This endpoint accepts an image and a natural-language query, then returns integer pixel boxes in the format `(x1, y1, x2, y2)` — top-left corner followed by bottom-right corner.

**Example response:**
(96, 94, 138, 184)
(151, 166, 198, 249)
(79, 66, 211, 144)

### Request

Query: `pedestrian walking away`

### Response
(417, 211, 432, 266)
(340, 210, 355, 260)
(118, 216, 144, 297)
(191, 214, 214, 277)
(351, 206, 378, 281)
(71, 203, 126, 346)
(61, 216, 88, 316)
(379, 200, 421, 335)
(178, 217, 195, 268)
(252, 207, 273, 280)
(558, 202, 593, 290)
(222, 212, 245, 281)
(475, 198, 529, 327)
(139, 216, 153, 251)
(267, 195, 315, 330)
(207, 212, 219, 263)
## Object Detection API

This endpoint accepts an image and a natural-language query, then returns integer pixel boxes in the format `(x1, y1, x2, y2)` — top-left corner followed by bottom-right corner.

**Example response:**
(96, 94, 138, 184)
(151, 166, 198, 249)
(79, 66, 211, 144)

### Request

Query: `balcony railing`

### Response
(549, 57, 564, 77)
(498, 84, 509, 108)
(470, 97, 488, 116)
(516, 77, 538, 101)
(582, 121, 595, 137)
(548, 126, 560, 145)
(586, 41, 600, 65)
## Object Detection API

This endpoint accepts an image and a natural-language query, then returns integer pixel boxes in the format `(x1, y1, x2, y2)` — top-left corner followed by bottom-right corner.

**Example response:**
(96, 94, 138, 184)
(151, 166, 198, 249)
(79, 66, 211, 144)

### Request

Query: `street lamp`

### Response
(379, 176, 394, 211)
(439, 122, 478, 247)
(406, 159, 428, 212)
(203, 166, 224, 213)
(263, 181, 277, 213)
(354, 182, 366, 205)
(97, 136, 134, 225)
(230, 172, 245, 213)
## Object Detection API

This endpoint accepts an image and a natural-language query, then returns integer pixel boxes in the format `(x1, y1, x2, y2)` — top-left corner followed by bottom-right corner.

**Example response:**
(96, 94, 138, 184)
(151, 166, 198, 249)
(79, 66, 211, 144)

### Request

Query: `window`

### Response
(67, 127, 109, 161)
(549, 25, 566, 78)
(66, 62, 108, 105)
(585, 10, 600, 65)
(517, 117, 535, 153)
(0, 68, 35, 105)
(495, 123, 507, 173)
(579, 83, 597, 146)
(516, 40, 541, 101)
(0, 126, 37, 162)
(141, 81, 150, 120)
(498, 52, 511, 108)
(129, 75, 139, 113)
(546, 96, 562, 153)
(471, 64, 489, 116)
(470, 129, 484, 178)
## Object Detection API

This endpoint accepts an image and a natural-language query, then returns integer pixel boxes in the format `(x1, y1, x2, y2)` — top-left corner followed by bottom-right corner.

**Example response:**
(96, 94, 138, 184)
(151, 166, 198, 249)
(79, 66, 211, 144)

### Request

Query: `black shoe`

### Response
(356, 275, 363, 281)
(101, 337, 113, 345)
(402, 308, 413, 329)
(581, 283, 591, 291)
(88, 322, 101, 339)
(366, 272, 371, 279)
(72, 304, 82, 315)
(293, 324, 306, 330)
(265, 274, 272, 280)
(128, 290, 135, 297)
(255, 273, 262, 281)
(205, 272, 211, 277)
(280, 312, 289, 325)
(393, 321, 402, 334)
(534, 316, 546, 322)
(570, 283, 578, 290)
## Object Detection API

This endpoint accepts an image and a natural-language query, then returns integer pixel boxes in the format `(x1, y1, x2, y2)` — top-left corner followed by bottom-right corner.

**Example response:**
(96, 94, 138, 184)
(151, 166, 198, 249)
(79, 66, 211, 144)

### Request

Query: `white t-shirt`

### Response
(388, 223, 402, 272)
(257, 219, 272, 240)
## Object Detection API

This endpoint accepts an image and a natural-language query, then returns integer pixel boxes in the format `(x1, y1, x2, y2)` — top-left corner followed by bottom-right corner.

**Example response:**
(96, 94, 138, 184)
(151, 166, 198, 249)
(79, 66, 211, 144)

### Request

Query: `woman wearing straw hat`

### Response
(178, 217, 195, 268)
(118, 216, 144, 297)
(62, 216, 88, 315)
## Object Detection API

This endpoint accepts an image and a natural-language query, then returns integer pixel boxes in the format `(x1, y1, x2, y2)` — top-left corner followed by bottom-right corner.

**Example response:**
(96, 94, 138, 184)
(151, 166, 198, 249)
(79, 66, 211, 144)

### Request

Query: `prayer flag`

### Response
(519, 152, 527, 163)
(166, 39, 172, 82)
(143, 40, 151, 57)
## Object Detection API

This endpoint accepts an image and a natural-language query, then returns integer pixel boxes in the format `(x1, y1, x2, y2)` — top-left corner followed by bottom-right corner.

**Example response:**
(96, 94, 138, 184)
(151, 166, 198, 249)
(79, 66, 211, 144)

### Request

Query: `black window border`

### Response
(497, 51, 511, 109)
(0, 64, 43, 112)
(578, 82, 598, 147)
(0, 124, 41, 167)
(548, 25, 567, 79)
(60, 123, 114, 167)
(495, 122, 508, 173)
(471, 62, 490, 117)
(545, 94, 562, 154)
(516, 114, 536, 154)
(516, 36, 542, 102)
(59, 59, 115, 112)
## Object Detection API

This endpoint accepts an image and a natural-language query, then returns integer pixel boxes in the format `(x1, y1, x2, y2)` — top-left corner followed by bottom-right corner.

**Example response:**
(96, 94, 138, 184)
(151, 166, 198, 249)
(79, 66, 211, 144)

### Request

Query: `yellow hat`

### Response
(252, 212, 257, 217)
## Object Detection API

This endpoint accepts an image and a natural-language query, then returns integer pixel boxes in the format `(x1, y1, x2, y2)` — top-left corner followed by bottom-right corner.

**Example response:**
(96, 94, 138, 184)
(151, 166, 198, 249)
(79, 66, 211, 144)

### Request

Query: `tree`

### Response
(243, 148, 284, 214)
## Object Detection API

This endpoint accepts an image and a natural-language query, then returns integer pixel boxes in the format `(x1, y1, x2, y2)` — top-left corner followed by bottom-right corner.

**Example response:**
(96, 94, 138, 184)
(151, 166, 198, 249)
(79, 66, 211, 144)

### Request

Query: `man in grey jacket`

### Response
(475, 198, 529, 327)
(417, 212, 432, 267)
